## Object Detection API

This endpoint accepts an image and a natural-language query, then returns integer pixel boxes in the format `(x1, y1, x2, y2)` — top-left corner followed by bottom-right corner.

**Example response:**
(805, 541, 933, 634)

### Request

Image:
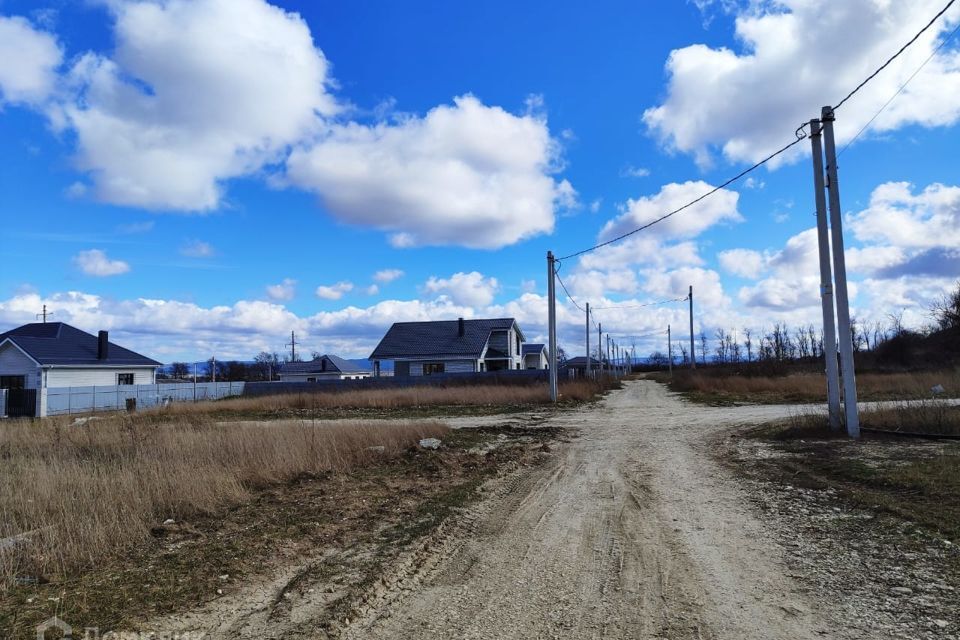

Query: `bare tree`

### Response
(698, 330, 708, 365)
(931, 281, 960, 330)
(677, 342, 689, 365)
(743, 328, 753, 362)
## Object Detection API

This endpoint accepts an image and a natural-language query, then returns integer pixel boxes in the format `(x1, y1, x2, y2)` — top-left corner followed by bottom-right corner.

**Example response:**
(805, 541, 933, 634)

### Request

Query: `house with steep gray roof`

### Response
(369, 317, 534, 377)
(0, 322, 161, 417)
(278, 354, 372, 382)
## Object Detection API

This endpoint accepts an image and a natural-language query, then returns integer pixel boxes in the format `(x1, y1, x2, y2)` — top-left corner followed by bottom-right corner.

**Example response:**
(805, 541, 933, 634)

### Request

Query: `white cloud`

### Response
(849, 181, 960, 249)
(364, 284, 379, 296)
(315, 281, 354, 300)
(53, 0, 337, 210)
(287, 94, 573, 248)
(718, 248, 765, 278)
(589, 198, 602, 214)
(265, 278, 296, 302)
(599, 181, 742, 242)
(180, 239, 215, 258)
(644, 0, 960, 166)
(620, 165, 650, 178)
(423, 271, 500, 307)
(73, 249, 130, 277)
(372, 268, 404, 284)
(0, 15, 61, 105)
(738, 275, 822, 311)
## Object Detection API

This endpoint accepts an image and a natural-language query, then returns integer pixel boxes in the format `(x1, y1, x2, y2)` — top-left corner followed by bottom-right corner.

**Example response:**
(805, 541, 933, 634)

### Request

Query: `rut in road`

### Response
(344, 380, 860, 640)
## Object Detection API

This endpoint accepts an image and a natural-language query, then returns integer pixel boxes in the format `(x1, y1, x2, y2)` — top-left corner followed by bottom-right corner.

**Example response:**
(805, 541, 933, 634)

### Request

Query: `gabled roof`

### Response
(564, 356, 603, 367)
(0, 322, 161, 367)
(522, 343, 547, 355)
(280, 354, 370, 374)
(370, 318, 520, 360)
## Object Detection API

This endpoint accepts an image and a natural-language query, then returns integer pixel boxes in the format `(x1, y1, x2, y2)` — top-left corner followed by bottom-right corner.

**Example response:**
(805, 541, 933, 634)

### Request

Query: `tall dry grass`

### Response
(0, 416, 447, 585)
(667, 369, 959, 402)
(149, 379, 611, 417)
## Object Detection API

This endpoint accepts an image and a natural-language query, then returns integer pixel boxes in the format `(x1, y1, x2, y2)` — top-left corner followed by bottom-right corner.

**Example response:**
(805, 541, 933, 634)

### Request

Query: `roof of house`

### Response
(369, 318, 520, 360)
(522, 343, 547, 355)
(280, 355, 371, 375)
(0, 322, 162, 367)
(564, 356, 603, 368)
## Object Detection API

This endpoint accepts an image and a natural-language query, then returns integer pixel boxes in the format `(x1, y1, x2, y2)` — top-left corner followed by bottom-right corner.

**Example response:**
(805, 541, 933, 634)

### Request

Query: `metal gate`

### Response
(6, 389, 36, 417)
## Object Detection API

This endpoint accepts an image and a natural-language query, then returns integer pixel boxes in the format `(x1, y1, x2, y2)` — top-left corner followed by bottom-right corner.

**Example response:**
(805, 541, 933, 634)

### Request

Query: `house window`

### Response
(516, 333, 520, 355)
(117, 373, 134, 385)
(423, 362, 445, 375)
(0, 375, 25, 389)
(307, 377, 317, 382)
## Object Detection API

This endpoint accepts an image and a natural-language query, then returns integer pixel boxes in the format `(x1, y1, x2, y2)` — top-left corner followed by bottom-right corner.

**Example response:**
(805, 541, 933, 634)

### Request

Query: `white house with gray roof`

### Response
(0, 322, 160, 417)
(369, 317, 540, 377)
(278, 355, 372, 382)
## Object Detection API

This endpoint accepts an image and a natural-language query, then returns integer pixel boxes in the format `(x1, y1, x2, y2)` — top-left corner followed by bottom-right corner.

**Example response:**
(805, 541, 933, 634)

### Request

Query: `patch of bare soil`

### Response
(721, 428, 960, 639)
(1, 425, 559, 639)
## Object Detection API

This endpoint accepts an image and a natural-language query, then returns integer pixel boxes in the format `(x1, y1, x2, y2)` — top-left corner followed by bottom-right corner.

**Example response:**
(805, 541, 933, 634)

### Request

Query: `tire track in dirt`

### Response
(341, 380, 862, 639)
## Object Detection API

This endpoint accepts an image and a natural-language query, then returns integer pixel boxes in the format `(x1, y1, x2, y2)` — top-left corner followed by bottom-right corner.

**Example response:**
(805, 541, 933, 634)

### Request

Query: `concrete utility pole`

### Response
(606, 334, 611, 378)
(668, 324, 673, 376)
(547, 251, 558, 402)
(809, 118, 842, 431)
(585, 302, 591, 378)
(821, 106, 860, 439)
(286, 331, 298, 362)
(688, 285, 696, 370)
(598, 322, 603, 377)
(211, 356, 216, 384)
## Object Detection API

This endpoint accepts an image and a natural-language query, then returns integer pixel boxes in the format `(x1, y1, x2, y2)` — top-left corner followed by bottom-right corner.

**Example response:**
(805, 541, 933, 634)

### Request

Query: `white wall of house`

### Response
(45, 366, 156, 388)
(0, 342, 40, 389)
(524, 352, 548, 369)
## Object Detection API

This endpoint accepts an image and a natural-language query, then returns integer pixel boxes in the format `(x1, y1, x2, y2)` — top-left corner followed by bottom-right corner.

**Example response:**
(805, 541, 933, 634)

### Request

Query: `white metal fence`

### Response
(45, 381, 245, 416)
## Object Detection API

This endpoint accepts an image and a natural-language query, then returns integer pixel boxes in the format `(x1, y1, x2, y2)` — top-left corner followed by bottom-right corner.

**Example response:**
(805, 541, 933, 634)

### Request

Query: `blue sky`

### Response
(1, 0, 959, 361)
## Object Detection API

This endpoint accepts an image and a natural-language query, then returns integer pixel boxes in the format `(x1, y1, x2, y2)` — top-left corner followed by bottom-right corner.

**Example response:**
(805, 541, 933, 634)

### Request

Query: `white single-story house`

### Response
(369, 317, 536, 377)
(521, 343, 549, 370)
(0, 322, 160, 417)
(278, 355, 372, 382)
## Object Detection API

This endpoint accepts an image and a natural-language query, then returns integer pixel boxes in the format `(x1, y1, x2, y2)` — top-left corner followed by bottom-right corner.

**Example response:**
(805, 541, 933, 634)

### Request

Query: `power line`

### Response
(839, 17, 960, 157)
(554, 270, 586, 313)
(557, 132, 808, 261)
(834, 0, 957, 111)
(591, 296, 688, 310)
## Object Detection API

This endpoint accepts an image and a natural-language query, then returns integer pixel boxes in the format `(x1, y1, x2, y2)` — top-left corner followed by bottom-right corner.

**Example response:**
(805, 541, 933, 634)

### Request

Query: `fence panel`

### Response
(43, 381, 245, 416)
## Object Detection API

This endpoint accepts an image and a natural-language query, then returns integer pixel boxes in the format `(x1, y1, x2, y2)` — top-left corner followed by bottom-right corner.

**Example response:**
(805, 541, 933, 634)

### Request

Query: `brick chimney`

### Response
(458, 317, 465, 337)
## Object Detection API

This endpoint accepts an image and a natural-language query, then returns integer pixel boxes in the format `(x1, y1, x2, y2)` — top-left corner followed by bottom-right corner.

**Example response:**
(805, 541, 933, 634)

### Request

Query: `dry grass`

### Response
(661, 369, 960, 404)
(0, 415, 447, 586)
(147, 379, 612, 417)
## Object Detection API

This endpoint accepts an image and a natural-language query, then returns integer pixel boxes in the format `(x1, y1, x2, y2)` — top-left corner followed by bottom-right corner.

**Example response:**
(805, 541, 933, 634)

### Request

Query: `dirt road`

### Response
(341, 379, 859, 640)
(147, 380, 875, 639)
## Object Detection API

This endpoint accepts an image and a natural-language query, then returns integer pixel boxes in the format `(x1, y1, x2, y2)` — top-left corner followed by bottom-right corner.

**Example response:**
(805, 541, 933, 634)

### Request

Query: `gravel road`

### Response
(343, 379, 861, 640)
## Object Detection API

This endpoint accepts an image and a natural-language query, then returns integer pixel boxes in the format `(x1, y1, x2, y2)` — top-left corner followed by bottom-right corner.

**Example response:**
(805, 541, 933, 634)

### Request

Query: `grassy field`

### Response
(0, 416, 447, 585)
(735, 405, 960, 539)
(0, 414, 561, 637)
(136, 378, 618, 421)
(653, 369, 959, 405)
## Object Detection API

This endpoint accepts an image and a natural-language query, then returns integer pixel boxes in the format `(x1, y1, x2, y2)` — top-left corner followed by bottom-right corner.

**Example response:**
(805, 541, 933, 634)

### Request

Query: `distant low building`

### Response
(563, 356, 603, 378)
(521, 343, 548, 369)
(278, 355, 372, 382)
(369, 317, 532, 377)
(0, 322, 160, 417)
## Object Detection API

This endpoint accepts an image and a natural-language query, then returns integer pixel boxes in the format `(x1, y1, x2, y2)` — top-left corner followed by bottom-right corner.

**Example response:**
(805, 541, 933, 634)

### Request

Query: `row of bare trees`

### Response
(653, 316, 909, 367)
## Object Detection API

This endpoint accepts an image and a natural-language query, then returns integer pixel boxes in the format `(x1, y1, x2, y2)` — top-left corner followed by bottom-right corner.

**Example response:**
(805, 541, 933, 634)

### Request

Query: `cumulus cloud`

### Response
(738, 275, 823, 311)
(644, 0, 960, 166)
(423, 271, 500, 307)
(599, 181, 741, 242)
(315, 281, 354, 300)
(53, 0, 337, 210)
(364, 284, 380, 296)
(372, 269, 404, 284)
(849, 181, 960, 249)
(0, 15, 62, 105)
(73, 249, 130, 277)
(287, 94, 573, 248)
(180, 239, 215, 258)
(718, 248, 765, 278)
(265, 278, 296, 302)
